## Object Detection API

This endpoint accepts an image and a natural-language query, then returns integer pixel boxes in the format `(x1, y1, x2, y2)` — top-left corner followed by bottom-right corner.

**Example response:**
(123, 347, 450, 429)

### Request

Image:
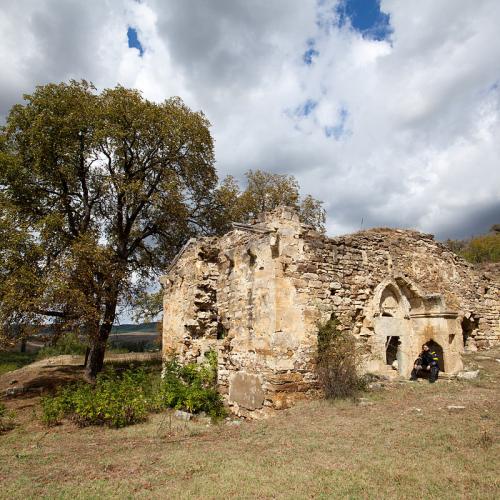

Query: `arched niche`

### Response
(373, 275, 421, 319)
(380, 286, 404, 318)
(426, 339, 445, 372)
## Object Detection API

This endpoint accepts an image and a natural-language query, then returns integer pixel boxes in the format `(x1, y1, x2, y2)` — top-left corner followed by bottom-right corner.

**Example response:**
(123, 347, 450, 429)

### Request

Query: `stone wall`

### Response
(161, 207, 499, 417)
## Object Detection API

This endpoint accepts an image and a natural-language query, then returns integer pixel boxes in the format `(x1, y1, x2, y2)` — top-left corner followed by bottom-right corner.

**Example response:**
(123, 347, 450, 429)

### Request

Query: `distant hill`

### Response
(24, 322, 159, 338)
(111, 322, 159, 335)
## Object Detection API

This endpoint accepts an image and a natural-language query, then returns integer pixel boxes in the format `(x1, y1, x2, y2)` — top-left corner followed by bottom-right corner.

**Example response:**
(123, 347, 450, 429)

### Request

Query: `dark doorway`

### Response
(461, 315, 479, 346)
(426, 339, 445, 371)
(385, 336, 400, 365)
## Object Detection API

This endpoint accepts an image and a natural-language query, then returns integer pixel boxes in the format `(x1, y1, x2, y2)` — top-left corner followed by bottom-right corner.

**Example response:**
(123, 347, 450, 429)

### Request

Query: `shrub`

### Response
(316, 316, 365, 399)
(40, 387, 74, 426)
(40, 351, 226, 428)
(158, 351, 226, 419)
(41, 368, 153, 428)
(459, 233, 500, 263)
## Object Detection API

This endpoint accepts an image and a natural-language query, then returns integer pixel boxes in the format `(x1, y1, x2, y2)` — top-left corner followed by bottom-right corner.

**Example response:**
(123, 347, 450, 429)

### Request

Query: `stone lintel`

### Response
(231, 222, 274, 234)
(410, 311, 458, 319)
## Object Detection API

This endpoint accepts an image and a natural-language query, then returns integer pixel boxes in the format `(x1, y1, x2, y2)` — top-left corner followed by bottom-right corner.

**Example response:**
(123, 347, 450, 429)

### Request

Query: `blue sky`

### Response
(127, 26, 144, 56)
(336, 0, 392, 41)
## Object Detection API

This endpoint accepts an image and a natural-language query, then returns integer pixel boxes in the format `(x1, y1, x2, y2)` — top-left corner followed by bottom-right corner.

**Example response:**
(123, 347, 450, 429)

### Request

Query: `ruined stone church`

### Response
(161, 207, 499, 417)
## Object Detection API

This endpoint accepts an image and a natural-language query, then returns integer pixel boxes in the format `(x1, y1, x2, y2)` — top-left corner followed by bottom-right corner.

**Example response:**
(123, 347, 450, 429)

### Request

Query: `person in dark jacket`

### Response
(410, 343, 440, 383)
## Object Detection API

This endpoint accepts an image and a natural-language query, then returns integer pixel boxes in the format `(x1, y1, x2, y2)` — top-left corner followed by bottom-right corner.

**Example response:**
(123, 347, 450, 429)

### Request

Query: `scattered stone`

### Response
(226, 420, 242, 426)
(358, 398, 374, 407)
(5, 387, 25, 397)
(463, 363, 479, 370)
(447, 405, 465, 411)
(196, 414, 211, 424)
(364, 373, 389, 382)
(174, 410, 193, 421)
(368, 382, 384, 391)
(457, 370, 480, 380)
(464, 343, 478, 352)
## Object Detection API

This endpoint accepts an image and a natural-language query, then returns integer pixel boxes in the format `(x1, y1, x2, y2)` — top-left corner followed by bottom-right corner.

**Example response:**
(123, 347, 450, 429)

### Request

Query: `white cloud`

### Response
(1, 0, 499, 239)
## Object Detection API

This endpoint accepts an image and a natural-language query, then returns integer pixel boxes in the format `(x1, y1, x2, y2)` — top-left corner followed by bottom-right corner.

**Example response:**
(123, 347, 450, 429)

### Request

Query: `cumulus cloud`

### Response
(1, 0, 499, 239)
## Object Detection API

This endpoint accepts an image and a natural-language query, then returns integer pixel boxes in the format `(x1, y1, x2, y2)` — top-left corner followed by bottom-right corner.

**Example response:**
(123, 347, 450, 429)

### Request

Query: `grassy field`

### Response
(0, 350, 498, 499)
(0, 351, 37, 376)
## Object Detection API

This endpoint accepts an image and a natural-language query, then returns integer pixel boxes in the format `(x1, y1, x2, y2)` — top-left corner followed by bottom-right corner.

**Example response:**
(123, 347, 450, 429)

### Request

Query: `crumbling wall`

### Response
(284, 228, 499, 377)
(294, 228, 499, 352)
(161, 207, 499, 417)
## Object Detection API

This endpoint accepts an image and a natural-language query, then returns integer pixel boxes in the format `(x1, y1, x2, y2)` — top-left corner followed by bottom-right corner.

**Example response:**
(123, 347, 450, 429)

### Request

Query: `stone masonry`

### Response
(161, 207, 499, 418)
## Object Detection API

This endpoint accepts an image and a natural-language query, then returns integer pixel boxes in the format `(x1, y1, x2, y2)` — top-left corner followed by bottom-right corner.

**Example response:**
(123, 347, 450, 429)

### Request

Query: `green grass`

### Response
(0, 351, 37, 376)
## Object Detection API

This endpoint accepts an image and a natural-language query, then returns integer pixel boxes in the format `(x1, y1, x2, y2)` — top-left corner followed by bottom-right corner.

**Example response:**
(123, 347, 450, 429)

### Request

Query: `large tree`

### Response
(0, 81, 217, 378)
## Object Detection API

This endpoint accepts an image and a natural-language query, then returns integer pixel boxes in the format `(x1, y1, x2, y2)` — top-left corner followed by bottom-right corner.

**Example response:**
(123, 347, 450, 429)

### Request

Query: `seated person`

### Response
(410, 343, 439, 383)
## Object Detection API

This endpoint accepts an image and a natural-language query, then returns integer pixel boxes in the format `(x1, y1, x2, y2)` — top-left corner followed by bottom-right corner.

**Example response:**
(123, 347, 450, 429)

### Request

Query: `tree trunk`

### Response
(84, 347, 90, 367)
(85, 334, 108, 381)
(85, 299, 118, 380)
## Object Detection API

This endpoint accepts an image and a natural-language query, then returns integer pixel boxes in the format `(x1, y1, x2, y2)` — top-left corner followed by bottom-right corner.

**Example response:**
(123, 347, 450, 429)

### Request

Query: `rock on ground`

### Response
(457, 370, 480, 380)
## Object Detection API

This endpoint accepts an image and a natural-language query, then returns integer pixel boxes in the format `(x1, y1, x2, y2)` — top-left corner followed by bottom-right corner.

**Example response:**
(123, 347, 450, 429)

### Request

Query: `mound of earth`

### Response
(0, 361, 84, 398)
(0, 352, 161, 398)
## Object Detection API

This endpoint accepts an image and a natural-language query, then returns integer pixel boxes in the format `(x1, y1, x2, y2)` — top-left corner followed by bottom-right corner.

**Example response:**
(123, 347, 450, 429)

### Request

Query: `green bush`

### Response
(158, 351, 226, 418)
(459, 233, 500, 263)
(41, 368, 153, 428)
(40, 387, 74, 426)
(316, 316, 366, 400)
(40, 351, 226, 428)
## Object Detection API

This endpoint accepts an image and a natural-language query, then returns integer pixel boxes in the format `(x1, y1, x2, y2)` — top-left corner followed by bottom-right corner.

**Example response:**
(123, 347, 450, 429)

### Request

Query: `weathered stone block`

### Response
(229, 372, 265, 410)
